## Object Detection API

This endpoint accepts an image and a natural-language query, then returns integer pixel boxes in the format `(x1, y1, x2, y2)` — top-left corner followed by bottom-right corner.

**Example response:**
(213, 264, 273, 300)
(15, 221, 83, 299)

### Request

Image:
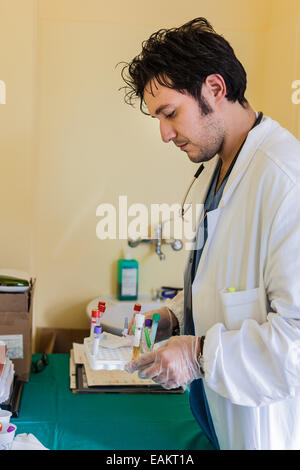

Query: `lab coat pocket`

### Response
(219, 287, 261, 330)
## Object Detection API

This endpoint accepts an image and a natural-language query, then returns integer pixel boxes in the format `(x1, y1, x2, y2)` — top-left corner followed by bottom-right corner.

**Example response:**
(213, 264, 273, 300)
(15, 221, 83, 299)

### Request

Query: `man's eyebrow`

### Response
(151, 104, 171, 118)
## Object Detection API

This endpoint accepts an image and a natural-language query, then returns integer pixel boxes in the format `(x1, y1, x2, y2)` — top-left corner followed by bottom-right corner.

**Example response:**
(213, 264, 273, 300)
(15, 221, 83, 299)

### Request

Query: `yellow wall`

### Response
(0, 0, 37, 271)
(0, 0, 299, 350)
(262, 0, 300, 137)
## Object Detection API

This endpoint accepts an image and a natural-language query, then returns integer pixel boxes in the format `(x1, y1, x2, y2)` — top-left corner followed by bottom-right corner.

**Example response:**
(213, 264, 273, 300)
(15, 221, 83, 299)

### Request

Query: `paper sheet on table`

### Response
(69, 350, 76, 389)
(84, 355, 155, 386)
(73, 343, 86, 364)
(72, 342, 155, 387)
(11, 433, 48, 450)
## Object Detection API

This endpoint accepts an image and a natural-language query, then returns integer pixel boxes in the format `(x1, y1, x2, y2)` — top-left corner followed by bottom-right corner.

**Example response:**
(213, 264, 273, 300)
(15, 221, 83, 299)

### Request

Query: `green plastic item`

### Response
(117, 254, 138, 301)
(0, 275, 29, 288)
(144, 328, 152, 349)
(152, 313, 160, 322)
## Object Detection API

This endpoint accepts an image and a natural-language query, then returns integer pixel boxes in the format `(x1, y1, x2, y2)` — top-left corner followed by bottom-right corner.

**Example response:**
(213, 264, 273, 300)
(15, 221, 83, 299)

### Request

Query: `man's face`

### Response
(144, 79, 225, 163)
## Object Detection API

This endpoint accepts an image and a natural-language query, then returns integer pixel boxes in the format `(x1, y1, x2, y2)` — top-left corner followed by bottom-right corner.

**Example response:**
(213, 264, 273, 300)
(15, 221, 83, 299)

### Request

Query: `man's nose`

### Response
(160, 121, 177, 143)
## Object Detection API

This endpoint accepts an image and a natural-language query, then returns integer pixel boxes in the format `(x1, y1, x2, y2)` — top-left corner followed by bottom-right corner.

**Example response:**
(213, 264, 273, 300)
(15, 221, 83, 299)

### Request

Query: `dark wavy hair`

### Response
(120, 17, 248, 114)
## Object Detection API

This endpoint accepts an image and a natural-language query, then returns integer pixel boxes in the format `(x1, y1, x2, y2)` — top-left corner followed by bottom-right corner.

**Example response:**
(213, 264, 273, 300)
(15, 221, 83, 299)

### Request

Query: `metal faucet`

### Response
(155, 222, 165, 261)
(128, 222, 183, 261)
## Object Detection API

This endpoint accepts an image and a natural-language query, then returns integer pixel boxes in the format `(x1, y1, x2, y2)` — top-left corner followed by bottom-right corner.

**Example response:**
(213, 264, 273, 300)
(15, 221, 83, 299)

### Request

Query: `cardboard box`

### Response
(0, 279, 35, 382)
(0, 290, 30, 312)
(36, 327, 90, 354)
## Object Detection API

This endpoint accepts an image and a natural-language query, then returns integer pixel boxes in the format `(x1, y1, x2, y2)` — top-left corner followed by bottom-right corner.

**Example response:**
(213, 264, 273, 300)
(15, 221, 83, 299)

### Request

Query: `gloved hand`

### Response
(125, 335, 202, 389)
(128, 306, 178, 342)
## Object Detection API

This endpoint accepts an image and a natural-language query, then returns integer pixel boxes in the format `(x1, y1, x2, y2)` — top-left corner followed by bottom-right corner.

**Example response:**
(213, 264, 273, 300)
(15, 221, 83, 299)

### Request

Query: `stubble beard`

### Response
(188, 97, 225, 163)
(187, 120, 225, 164)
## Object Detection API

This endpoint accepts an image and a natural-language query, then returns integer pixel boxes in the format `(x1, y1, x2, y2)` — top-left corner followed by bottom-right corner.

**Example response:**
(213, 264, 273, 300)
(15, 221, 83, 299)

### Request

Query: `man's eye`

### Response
(166, 111, 175, 119)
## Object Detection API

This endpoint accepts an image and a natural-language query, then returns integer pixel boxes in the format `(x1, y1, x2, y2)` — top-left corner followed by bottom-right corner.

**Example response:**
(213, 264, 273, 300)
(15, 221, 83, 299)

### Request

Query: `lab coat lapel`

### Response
(183, 158, 218, 334)
(220, 116, 275, 207)
(192, 117, 276, 282)
(183, 156, 218, 272)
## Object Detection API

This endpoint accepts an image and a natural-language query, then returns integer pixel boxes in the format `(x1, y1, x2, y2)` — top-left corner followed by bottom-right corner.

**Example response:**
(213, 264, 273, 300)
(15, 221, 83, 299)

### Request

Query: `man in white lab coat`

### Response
(122, 17, 300, 450)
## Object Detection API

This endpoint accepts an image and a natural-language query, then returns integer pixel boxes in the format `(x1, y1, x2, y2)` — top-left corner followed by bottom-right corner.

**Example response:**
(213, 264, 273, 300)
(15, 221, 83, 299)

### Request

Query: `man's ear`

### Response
(204, 74, 226, 104)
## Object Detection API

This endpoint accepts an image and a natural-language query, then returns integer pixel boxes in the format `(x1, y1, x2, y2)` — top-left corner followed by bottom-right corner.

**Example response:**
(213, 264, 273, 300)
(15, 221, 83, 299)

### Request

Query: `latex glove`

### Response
(125, 335, 202, 389)
(128, 306, 178, 342)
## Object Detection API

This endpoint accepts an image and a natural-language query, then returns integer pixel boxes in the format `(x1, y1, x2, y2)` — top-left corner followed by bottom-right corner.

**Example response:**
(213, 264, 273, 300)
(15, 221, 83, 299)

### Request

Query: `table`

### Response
(11, 354, 215, 450)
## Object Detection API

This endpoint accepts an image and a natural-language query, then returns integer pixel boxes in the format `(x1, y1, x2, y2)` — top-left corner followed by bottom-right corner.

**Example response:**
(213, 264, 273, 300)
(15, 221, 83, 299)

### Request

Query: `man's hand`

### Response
(125, 335, 202, 389)
(128, 306, 178, 342)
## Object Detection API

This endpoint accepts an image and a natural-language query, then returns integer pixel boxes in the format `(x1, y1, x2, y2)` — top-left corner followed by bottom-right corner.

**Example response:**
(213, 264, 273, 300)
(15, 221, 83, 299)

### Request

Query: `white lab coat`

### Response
(165, 115, 300, 450)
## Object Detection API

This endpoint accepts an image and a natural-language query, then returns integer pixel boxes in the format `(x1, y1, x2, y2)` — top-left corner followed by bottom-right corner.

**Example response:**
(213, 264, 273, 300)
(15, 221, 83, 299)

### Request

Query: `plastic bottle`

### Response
(117, 253, 138, 300)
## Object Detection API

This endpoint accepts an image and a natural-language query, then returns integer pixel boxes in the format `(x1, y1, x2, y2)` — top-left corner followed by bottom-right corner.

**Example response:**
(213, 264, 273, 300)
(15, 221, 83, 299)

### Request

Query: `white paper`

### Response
(0, 335, 23, 359)
(72, 343, 86, 364)
(0, 358, 14, 404)
(11, 433, 48, 450)
(83, 350, 154, 387)
(69, 350, 76, 389)
(72, 338, 154, 387)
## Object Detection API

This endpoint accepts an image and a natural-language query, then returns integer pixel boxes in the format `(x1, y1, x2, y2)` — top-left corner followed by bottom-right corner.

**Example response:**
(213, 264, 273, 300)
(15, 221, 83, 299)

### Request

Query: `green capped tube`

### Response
(150, 313, 160, 347)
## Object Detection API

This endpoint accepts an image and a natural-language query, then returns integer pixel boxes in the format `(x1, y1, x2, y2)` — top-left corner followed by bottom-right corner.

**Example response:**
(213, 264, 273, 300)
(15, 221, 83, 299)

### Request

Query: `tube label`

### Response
(133, 329, 142, 347)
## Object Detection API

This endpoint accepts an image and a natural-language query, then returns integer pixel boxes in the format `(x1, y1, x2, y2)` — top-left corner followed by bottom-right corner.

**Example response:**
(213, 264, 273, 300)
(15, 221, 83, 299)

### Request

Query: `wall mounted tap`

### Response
(127, 222, 183, 261)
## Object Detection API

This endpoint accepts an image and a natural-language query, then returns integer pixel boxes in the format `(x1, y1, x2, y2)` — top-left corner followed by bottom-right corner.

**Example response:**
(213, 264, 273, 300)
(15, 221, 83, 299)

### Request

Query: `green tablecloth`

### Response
(11, 354, 215, 450)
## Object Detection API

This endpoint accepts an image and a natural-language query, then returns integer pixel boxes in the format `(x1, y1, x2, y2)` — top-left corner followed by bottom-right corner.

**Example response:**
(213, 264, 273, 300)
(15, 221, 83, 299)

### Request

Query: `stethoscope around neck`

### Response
(180, 111, 264, 219)
(180, 164, 205, 218)
(131, 112, 264, 257)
